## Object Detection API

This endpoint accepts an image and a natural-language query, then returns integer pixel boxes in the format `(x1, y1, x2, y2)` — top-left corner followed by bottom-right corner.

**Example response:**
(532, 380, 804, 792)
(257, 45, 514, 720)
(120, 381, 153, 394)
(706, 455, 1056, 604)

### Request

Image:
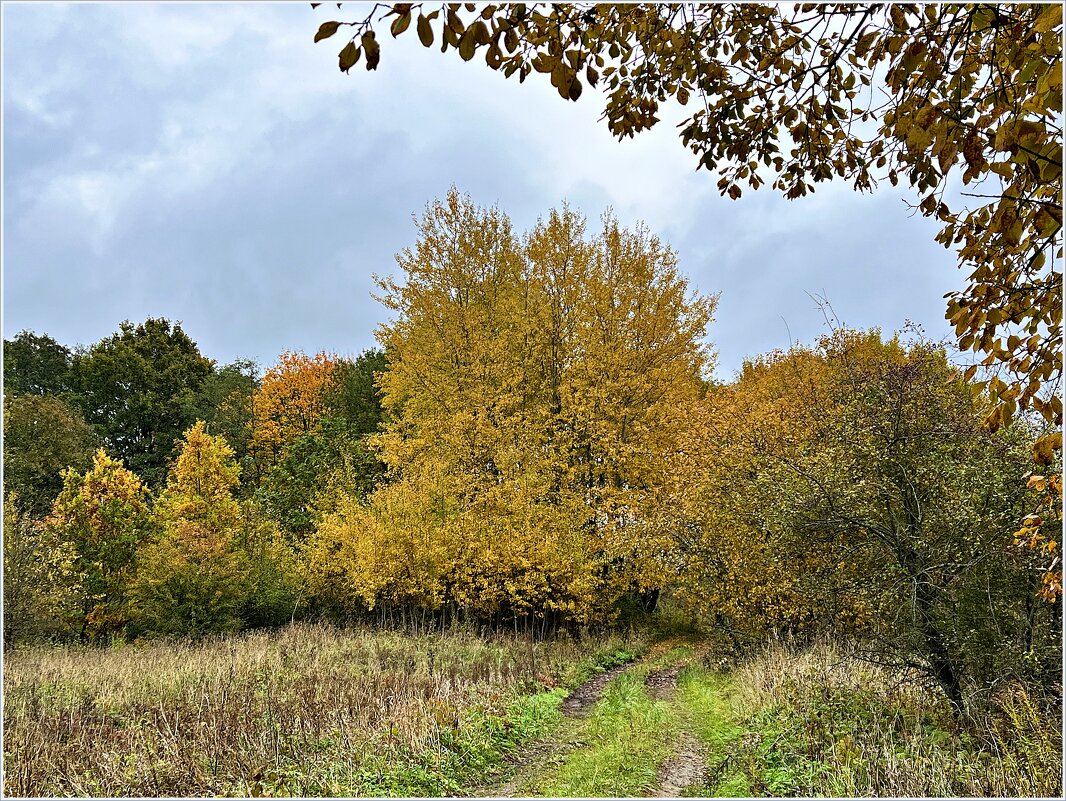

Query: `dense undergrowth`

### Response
(2, 622, 642, 797)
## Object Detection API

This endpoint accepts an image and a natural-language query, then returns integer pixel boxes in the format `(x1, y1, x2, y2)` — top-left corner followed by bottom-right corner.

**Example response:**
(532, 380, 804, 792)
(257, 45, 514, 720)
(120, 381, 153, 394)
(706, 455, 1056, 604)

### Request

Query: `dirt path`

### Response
(471, 656, 642, 796)
(653, 731, 708, 797)
(560, 659, 636, 717)
(646, 650, 710, 797)
(473, 642, 709, 798)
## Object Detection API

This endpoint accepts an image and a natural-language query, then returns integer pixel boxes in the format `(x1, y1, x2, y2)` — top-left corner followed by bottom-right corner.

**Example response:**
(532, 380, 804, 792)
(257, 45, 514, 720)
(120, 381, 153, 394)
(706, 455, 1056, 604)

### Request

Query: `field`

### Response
(1, 623, 640, 797)
(4, 623, 1060, 798)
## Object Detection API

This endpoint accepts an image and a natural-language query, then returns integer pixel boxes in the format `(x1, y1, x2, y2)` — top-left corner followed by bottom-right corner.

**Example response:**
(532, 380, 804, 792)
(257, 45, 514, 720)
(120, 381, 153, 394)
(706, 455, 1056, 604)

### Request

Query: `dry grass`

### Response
(2, 622, 635, 797)
(726, 640, 1063, 797)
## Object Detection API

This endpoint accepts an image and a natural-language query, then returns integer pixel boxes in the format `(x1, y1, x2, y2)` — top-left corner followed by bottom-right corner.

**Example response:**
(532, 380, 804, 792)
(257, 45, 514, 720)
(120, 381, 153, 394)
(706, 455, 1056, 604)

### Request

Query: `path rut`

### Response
(646, 650, 710, 797)
(471, 657, 641, 797)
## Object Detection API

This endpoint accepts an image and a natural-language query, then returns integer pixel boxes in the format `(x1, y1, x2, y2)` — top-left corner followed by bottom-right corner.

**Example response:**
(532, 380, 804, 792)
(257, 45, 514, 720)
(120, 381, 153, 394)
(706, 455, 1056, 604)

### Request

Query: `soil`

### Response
(645, 651, 709, 797)
(560, 660, 636, 717)
(643, 663, 684, 700)
(471, 656, 637, 797)
(653, 732, 708, 798)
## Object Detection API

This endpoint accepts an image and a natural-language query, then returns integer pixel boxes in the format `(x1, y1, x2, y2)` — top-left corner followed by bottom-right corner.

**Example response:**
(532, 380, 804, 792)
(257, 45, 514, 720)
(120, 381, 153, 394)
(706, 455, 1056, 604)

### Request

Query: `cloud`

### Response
(3, 3, 960, 380)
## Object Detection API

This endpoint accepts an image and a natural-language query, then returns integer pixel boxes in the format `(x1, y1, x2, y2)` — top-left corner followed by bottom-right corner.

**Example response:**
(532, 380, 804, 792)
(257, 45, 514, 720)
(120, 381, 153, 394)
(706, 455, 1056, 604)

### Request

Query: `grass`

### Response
(6, 624, 1058, 798)
(520, 642, 691, 797)
(529, 671, 675, 797)
(696, 640, 1064, 798)
(672, 666, 748, 797)
(2, 622, 641, 797)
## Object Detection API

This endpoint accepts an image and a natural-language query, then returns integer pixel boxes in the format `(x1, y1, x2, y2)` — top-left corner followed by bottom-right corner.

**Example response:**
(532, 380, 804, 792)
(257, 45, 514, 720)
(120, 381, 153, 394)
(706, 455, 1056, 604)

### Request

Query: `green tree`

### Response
(256, 349, 388, 538)
(69, 319, 215, 487)
(317, 2, 1062, 453)
(327, 348, 388, 438)
(686, 331, 1058, 709)
(237, 500, 302, 628)
(44, 450, 153, 639)
(3, 330, 73, 396)
(3, 394, 98, 518)
(3, 495, 82, 647)
(186, 358, 260, 476)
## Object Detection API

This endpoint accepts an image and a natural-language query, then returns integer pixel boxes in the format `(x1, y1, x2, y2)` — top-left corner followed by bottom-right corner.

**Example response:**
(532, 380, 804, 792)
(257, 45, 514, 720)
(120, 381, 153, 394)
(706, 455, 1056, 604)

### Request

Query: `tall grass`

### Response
(724, 640, 1063, 797)
(2, 622, 638, 797)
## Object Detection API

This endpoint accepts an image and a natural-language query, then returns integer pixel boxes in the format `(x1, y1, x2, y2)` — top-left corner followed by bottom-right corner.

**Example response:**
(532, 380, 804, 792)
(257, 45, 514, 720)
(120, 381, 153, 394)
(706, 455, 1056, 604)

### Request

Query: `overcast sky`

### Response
(3, 2, 961, 380)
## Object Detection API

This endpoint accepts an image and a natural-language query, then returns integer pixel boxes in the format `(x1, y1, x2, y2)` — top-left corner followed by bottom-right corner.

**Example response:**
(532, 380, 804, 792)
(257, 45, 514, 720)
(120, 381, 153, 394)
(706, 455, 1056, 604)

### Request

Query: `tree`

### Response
(186, 358, 260, 479)
(315, 2, 1062, 469)
(69, 319, 215, 487)
(154, 421, 242, 528)
(132, 422, 301, 635)
(254, 349, 388, 538)
(132, 422, 246, 635)
(3, 394, 98, 519)
(3, 495, 82, 647)
(3, 330, 73, 396)
(247, 350, 338, 477)
(326, 348, 388, 438)
(306, 191, 715, 624)
(44, 450, 153, 639)
(685, 330, 1059, 709)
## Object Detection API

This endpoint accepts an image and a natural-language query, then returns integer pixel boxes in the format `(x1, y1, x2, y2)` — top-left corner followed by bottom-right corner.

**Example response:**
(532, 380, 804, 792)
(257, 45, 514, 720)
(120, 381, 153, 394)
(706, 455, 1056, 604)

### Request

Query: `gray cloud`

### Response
(4, 3, 959, 379)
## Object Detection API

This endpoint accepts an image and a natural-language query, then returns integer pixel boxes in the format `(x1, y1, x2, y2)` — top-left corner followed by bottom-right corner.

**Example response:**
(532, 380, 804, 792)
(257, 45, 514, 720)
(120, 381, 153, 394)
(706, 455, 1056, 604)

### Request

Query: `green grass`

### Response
(696, 641, 1063, 798)
(672, 666, 749, 797)
(529, 671, 678, 797)
(518, 643, 697, 797)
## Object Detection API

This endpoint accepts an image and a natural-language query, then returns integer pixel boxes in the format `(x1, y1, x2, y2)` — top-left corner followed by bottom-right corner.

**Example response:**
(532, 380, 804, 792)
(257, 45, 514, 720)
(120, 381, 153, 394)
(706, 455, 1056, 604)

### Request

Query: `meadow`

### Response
(1, 622, 640, 797)
(4, 621, 1061, 798)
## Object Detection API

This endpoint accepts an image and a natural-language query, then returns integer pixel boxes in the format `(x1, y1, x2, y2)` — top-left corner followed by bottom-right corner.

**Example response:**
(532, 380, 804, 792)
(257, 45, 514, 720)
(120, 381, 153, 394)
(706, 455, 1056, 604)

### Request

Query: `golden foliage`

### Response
(304, 191, 716, 621)
(44, 449, 152, 637)
(320, 7, 1064, 588)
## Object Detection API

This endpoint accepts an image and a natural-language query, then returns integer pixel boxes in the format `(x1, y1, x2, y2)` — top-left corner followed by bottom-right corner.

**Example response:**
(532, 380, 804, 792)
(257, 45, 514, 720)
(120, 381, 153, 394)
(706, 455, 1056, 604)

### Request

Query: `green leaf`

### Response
(315, 21, 341, 43)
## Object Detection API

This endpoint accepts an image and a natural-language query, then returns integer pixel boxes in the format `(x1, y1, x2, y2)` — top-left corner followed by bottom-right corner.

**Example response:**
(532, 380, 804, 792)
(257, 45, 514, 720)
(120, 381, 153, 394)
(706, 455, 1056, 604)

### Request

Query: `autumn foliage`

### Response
(304, 191, 715, 623)
(3, 194, 1060, 715)
(248, 350, 339, 470)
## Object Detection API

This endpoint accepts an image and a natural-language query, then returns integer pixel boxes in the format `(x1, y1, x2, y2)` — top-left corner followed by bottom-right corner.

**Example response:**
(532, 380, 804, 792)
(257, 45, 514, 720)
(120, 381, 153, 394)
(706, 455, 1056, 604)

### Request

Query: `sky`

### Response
(2, 2, 962, 380)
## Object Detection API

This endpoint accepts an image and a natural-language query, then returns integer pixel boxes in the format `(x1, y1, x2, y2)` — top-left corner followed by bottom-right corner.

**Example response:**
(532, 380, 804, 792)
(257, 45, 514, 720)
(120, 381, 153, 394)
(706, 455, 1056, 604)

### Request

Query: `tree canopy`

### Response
(315, 2, 1062, 446)
(69, 318, 215, 488)
(3, 330, 73, 396)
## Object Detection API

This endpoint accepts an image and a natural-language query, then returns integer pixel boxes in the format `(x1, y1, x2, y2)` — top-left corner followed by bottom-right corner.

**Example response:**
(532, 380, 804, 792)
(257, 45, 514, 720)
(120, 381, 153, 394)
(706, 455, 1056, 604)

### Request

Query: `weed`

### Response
(3, 622, 638, 797)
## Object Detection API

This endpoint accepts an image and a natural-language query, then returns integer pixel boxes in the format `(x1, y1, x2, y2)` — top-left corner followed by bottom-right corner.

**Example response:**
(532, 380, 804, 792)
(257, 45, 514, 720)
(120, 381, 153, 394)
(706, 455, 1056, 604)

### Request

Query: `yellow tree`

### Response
(316, 3, 1063, 592)
(155, 420, 242, 528)
(307, 190, 715, 623)
(44, 449, 152, 638)
(132, 422, 248, 634)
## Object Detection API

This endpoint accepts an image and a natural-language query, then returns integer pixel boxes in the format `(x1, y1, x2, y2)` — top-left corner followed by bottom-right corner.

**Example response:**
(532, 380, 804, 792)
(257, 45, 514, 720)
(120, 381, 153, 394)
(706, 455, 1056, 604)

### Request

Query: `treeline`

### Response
(3, 190, 1061, 712)
(3, 322, 387, 641)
